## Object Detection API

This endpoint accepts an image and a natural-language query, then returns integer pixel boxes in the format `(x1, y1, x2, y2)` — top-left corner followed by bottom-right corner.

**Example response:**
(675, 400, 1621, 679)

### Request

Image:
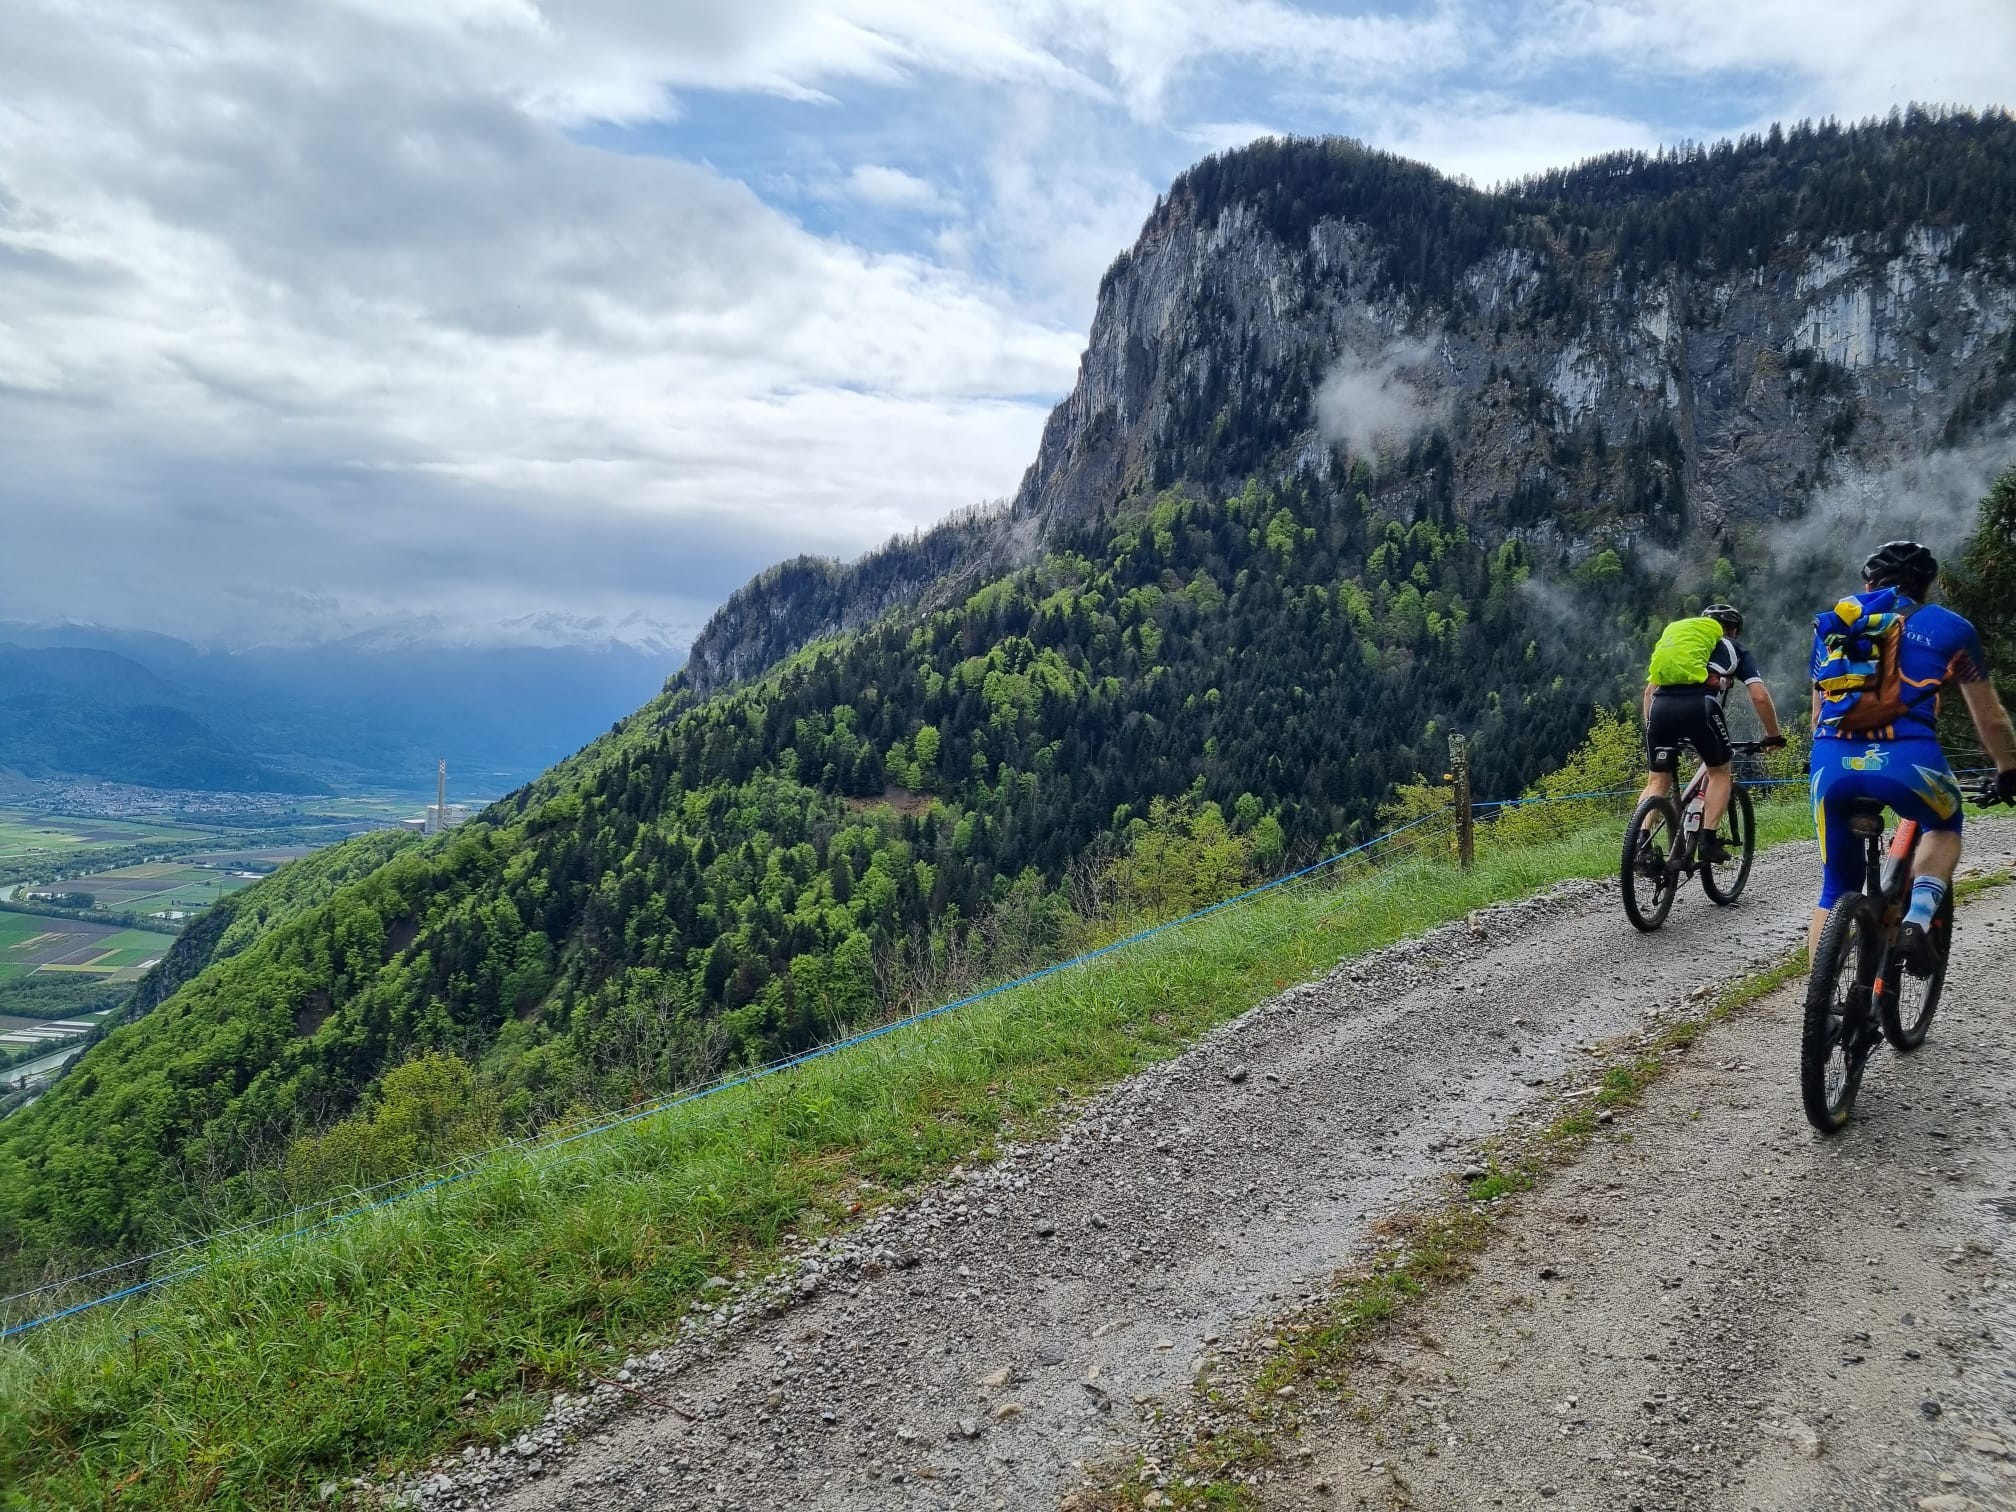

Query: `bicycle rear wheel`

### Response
(1802, 895, 1878, 1133)
(1699, 784, 1756, 905)
(1882, 891, 1954, 1052)
(1621, 796, 1680, 933)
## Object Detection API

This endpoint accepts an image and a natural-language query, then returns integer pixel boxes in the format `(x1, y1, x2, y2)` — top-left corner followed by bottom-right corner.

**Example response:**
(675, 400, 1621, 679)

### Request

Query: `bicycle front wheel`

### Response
(1882, 891, 1954, 1052)
(1700, 784, 1756, 905)
(1621, 795, 1680, 933)
(1802, 895, 1877, 1133)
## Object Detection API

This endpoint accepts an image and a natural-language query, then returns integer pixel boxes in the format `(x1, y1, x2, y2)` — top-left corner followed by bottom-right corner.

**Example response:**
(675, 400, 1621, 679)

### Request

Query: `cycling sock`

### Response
(1905, 875, 1948, 930)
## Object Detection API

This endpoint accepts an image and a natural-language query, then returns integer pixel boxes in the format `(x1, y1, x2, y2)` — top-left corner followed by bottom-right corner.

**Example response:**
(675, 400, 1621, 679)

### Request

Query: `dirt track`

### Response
(409, 823, 2016, 1512)
(1268, 835, 2016, 1512)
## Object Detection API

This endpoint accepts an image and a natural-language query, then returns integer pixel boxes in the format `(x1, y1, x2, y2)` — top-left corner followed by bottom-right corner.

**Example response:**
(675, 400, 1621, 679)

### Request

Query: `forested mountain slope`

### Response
(682, 109, 2016, 698)
(0, 476, 1625, 1269)
(4, 111, 2014, 1280)
(677, 507, 1015, 698)
(0, 832, 421, 1122)
(121, 830, 421, 1021)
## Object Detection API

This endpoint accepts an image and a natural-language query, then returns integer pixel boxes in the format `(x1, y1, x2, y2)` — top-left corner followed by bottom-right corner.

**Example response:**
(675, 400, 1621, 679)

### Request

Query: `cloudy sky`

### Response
(1, 1, 2008, 650)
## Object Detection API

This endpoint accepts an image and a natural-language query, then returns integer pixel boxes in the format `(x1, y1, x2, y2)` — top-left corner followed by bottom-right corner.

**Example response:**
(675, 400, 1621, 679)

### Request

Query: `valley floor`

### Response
(403, 829, 2016, 1512)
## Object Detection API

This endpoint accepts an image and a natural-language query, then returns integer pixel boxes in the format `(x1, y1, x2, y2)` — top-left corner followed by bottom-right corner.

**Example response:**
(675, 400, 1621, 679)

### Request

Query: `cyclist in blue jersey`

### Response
(1808, 540, 2016, 968)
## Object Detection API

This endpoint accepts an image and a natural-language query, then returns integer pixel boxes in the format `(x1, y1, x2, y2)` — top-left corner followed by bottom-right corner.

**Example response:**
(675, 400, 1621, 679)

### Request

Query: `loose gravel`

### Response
(384, 835, 1941, 1511)
(1257, 821, 2016, 1512)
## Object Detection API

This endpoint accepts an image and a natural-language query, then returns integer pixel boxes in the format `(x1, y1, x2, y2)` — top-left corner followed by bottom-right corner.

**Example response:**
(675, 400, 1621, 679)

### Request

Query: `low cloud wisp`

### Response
(1312, 342, 1445, 460)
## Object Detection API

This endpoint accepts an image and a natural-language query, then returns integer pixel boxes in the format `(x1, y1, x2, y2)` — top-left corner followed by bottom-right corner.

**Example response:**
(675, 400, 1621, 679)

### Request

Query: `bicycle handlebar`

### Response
(1729, 739, 1784, 756)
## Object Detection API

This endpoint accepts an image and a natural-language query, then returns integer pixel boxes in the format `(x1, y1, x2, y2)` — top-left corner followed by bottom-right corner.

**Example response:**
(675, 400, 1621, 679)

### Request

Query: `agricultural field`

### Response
(0, 913, 164, 982)
(0, 796, 407, 877)
(301, 794, 426, 823)
(35, 860, 260, 918)
(0, 811, 207, 866)
(187, 847, 317, 870)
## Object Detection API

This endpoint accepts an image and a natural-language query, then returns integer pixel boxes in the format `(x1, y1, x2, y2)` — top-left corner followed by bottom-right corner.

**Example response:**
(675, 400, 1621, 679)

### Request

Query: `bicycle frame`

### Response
(1867, 817, 1921, 1004)
(1651, 756, 1718, 856)
(1654, 739, 1748, 821)
(1637, 755, 1713, 839)
(1676, 761, 1711, 810)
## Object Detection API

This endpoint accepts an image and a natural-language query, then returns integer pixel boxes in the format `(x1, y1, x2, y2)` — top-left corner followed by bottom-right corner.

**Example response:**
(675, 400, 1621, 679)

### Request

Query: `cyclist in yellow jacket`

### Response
(1636, 604, 1786, 862)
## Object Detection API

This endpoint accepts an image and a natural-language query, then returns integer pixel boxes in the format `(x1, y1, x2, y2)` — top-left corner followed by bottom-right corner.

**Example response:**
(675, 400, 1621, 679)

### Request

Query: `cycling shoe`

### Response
(1898, 921, 1937, 978)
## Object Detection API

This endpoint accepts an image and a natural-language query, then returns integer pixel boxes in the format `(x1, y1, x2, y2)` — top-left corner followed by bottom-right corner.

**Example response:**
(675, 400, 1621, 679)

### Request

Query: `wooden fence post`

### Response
(1449, 733, 1474, 871)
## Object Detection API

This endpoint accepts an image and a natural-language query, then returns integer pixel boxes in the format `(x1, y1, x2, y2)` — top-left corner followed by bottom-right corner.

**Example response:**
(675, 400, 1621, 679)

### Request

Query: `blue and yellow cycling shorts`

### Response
(1809, 737, 1964, 908)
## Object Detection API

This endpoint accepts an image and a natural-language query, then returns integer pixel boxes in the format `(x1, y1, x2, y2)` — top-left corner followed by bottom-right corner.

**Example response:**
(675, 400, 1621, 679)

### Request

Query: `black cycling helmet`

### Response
(1862, 539, 1938, 597)
(1701, 603, 1744, 635)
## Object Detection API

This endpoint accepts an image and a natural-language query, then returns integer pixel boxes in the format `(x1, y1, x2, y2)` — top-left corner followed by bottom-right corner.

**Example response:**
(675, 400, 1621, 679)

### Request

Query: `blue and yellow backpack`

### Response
(1812, 591, 1924, 735)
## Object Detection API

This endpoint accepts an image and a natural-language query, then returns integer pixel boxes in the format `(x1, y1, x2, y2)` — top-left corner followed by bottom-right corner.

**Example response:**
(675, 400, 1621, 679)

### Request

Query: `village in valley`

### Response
(0, 773, 481, 1105)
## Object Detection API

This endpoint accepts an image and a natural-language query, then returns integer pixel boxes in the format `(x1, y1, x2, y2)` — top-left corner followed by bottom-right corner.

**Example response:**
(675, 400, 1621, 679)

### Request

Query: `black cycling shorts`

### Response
(1646, 689, 1732, 772)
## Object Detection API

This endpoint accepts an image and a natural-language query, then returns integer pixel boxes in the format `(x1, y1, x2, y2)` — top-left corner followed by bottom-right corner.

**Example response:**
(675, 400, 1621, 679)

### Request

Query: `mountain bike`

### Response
(1800, 777, 2010, 1133)
(1620, 739, 1770, 932)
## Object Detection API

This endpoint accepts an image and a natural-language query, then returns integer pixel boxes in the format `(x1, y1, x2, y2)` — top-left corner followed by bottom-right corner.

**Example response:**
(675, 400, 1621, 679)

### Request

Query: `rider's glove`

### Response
(1761, 735, 1788, 750)
(1998, 767, 2016, 805)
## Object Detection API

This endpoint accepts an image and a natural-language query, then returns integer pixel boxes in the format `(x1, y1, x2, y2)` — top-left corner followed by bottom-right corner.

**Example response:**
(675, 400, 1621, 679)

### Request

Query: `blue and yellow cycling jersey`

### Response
(1810, 587, 1990, 742)
(1807, 590, 1991, 907)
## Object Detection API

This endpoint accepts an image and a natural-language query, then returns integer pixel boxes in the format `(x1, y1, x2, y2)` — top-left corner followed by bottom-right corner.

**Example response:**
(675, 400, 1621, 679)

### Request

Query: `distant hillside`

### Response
(5, 110, 2015, 1279)
(0, 627, 680, 794)
(0, 645, 319, 792)
(0, 829, 420, 1117)
(678, 508, 1016, 698)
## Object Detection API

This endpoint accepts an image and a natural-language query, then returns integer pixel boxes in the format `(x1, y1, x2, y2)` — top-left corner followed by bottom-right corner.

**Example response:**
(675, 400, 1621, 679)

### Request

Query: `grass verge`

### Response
(1086, 863, 2013, 1511)
(0, 802, 1814, 1511)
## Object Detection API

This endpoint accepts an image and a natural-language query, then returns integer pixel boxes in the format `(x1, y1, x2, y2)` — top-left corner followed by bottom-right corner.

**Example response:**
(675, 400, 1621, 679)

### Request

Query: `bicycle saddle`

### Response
(1844, 798, 1886, 837)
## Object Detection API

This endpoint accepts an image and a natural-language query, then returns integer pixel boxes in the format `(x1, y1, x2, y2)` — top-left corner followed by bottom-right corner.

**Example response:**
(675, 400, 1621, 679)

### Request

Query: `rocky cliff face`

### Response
(1015, 127, 2016, 551)
(689, 114, 2016, 693)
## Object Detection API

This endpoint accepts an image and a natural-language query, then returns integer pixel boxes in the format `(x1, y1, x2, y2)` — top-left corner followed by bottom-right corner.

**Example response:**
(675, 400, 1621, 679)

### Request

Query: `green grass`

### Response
(0, 799, 1815, 1511)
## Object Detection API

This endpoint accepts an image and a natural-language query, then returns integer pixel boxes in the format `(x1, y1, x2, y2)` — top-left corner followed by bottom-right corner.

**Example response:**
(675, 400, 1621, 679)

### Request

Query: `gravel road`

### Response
(1266, 821, 2016, 1512)
(410, 826, 2013, 1512)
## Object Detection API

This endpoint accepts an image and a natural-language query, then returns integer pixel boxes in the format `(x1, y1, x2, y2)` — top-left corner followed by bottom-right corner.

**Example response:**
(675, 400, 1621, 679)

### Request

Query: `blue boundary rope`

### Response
(18, 760, 1985, 1340)
(3, 812, 1454, 1340)
(1476, 767, 1999, 812)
